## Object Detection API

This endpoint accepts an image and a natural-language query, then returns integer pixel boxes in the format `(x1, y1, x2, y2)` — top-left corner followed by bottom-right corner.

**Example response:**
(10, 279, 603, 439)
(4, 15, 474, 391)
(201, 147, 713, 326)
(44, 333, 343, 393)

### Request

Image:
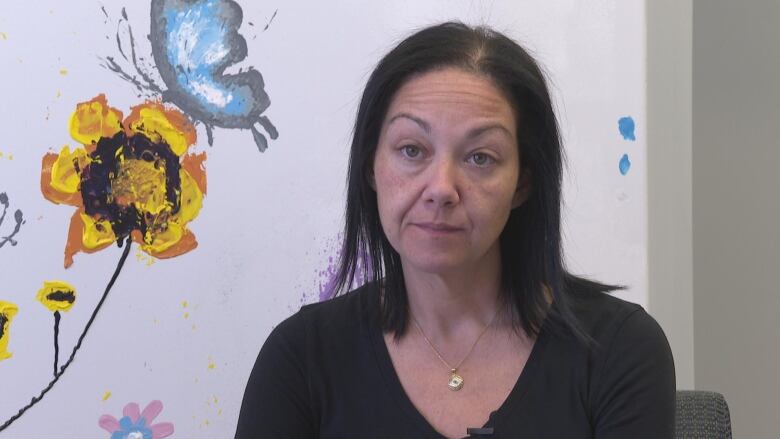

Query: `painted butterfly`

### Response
(104, 0, 278, 151)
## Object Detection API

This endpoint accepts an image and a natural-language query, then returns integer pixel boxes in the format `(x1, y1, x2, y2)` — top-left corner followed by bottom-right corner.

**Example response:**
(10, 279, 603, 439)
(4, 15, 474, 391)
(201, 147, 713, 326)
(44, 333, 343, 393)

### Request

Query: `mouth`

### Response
(413, 222, 463, 233)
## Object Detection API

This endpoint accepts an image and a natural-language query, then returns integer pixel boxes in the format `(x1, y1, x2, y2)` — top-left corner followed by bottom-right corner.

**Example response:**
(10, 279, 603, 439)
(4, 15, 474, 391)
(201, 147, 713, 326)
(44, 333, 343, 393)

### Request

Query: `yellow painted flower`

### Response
(41, 95, 207, 268)
(0, 300, 18, 361)
(36, 280, 77, 312)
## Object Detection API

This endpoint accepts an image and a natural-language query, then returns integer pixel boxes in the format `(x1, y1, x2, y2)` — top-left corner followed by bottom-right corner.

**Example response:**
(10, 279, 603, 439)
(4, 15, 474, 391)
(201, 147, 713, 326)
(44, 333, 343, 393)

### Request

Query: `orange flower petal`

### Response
(181, 152, 207, 195)
(41, 152, 83, 207)
(124, 102, 196, 156)
(63, 210, 114, 268)
(64, 211, 85, 268)
(131, 229, 145, 248)
(149, 229, 198, 259)
(69, 94, 123, 145)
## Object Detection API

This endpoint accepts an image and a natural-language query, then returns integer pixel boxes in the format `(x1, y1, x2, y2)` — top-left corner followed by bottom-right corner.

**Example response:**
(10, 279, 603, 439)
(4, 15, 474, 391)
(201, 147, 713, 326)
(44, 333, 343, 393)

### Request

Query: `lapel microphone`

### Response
(466, 427, 494, 437)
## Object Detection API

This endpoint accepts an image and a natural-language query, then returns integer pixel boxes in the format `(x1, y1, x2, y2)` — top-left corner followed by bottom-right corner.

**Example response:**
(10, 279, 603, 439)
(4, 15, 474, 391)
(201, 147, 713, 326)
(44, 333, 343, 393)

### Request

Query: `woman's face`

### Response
(371, 67, 530, 275)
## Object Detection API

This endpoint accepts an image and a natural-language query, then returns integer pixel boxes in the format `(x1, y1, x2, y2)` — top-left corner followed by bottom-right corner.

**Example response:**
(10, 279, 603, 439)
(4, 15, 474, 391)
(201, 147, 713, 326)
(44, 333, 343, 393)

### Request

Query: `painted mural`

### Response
(0, 301, 18, 361)
(104, 0, 278, 151)
(0, 0, 261, 435)
(99, 400, 174, 439)
(0, 192, 24, 249)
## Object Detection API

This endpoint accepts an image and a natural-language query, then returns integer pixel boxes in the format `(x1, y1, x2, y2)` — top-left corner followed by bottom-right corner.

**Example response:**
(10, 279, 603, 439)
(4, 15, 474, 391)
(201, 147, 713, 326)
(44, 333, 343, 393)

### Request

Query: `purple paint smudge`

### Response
(318, 251, 341, 302)
(310, 234, 373, 303)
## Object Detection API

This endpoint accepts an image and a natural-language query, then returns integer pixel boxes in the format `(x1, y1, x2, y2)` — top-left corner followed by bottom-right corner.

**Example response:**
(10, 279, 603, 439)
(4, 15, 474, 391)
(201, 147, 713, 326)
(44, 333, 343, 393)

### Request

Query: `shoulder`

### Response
(301, 281, 378, 321)
(236, 284, 378, 437)
(556, 286, 675, 391)
(241, 282, 379, 406)
(577, 290, 673, 373)
(560, 287, 671, 357)
(266, 281, 378, 348)
(560, 289, 676, 433)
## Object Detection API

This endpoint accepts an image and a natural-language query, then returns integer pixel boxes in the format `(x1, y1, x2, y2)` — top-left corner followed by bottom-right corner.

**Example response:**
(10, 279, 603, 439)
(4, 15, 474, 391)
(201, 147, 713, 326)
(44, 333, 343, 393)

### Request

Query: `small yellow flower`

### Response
(36, 280, 77, 312)
(0, 300, 19, 361)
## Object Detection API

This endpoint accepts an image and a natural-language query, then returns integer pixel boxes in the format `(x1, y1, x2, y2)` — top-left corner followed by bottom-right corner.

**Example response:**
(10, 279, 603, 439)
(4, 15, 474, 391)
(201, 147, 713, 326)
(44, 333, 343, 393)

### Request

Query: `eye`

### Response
(468, 152, 495, 167)
(400, 144, 422, 159)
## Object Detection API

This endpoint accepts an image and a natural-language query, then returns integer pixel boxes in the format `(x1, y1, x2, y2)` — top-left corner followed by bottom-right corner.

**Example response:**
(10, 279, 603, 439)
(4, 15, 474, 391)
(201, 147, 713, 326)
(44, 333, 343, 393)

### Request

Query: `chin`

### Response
(401, 255, 469, 275)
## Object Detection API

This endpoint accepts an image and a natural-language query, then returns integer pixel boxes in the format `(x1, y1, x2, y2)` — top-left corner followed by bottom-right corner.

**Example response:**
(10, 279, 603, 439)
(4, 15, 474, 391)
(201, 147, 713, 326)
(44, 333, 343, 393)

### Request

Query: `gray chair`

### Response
(676, 390, 732, 439)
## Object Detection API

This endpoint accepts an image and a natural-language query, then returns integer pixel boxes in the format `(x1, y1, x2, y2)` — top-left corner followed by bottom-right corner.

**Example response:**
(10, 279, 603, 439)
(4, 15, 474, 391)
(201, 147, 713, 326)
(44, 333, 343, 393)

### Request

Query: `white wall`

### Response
(693, 1, 780, 437)
(646, 0, 695, 390)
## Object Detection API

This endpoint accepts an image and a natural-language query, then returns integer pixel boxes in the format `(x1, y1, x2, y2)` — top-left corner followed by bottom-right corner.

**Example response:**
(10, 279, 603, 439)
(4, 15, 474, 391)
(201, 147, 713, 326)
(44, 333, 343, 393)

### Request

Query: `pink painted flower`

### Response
(99, 400, 174, 439)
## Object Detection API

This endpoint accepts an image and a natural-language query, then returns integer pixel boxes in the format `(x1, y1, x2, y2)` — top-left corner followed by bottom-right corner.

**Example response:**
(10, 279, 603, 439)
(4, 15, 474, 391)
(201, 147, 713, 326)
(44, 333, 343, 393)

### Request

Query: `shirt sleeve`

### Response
(235, 313, 317, 439)
(592, 309, 676, 439)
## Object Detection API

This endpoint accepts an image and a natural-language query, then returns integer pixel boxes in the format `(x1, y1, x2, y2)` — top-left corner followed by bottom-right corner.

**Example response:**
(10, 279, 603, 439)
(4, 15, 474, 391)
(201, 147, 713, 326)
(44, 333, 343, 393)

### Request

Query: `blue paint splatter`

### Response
(618, 116, 636, 141)
(619, 154, 631, 175)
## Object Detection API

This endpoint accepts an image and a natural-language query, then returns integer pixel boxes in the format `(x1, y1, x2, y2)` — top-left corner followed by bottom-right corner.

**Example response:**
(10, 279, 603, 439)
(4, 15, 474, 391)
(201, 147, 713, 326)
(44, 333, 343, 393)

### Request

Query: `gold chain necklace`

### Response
(410, 308, 500, 391)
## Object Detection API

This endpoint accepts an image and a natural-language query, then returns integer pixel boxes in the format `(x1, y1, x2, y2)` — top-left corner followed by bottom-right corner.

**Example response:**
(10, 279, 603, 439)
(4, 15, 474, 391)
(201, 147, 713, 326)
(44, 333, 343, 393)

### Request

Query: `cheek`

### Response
(472, 179, 517, 228)
(373, 158, 410, 230)
(375, 172, 408, 221)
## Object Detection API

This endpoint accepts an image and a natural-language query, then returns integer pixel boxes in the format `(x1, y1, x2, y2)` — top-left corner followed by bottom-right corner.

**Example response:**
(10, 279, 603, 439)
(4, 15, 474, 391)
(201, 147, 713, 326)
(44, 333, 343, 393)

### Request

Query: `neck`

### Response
(400, 244, 510, 342)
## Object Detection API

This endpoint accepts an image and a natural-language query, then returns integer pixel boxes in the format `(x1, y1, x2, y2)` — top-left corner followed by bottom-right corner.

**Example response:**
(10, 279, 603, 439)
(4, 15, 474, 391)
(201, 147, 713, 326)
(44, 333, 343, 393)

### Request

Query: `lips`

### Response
(414, 222, 463, 232)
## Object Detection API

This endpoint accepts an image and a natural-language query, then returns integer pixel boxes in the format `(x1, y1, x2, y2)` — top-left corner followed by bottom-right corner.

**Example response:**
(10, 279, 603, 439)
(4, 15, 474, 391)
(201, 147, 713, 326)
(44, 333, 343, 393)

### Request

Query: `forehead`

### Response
(384, 67, 516, 127)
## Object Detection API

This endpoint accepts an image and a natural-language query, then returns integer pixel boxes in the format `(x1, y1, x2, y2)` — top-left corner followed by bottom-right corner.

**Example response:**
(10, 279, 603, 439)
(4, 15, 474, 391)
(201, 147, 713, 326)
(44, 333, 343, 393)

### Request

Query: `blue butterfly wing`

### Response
(150, 0, 276, 148)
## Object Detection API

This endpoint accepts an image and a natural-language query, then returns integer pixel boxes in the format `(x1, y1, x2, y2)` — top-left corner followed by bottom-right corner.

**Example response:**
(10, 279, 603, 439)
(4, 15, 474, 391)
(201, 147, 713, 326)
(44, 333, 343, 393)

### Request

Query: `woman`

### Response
(236, 22, 675, 438)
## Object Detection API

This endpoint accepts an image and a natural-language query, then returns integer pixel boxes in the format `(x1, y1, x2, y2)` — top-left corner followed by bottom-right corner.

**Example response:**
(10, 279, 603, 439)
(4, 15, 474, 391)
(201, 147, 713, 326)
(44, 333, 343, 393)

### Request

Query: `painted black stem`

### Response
(52, 311, 61, 378)
(0, 236, 132, 433)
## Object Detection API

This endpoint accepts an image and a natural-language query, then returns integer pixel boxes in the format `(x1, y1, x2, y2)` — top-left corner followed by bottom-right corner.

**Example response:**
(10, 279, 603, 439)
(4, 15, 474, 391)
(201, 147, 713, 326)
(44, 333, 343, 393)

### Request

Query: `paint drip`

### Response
(618, 116, 636, 141)
(619, 154, 632, 175)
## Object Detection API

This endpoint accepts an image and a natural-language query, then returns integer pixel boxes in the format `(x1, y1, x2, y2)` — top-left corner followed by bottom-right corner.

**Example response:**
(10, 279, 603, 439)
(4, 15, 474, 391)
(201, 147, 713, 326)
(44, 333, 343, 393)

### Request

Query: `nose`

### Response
(422, 157, 461, 208)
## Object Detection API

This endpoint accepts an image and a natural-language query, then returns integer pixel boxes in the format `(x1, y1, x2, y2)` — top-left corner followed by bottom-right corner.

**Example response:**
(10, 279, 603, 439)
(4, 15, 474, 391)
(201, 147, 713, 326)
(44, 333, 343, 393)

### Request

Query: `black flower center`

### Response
(46, 290, 76, 304)
(0, 313, 8, 339)
(80, 131, 182, 242)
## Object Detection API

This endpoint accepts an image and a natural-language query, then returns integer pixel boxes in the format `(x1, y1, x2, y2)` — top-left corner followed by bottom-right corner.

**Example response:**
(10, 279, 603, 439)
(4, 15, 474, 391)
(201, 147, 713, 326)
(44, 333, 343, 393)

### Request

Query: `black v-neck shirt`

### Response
(235, 282, 675, 438)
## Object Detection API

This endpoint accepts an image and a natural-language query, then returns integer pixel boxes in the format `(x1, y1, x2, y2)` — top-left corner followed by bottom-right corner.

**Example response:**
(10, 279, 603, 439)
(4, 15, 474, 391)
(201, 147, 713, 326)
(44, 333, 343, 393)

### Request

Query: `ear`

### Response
(511, 168, 532, 209)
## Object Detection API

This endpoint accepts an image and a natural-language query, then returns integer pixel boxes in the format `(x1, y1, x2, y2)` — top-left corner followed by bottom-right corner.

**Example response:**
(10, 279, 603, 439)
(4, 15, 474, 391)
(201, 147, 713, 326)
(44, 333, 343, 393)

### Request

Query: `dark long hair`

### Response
(331, 22, 620, 343)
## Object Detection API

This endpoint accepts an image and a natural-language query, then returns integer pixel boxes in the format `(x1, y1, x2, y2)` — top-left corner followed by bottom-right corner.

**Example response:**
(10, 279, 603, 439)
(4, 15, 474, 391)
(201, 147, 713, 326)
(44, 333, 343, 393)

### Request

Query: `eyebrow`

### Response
(387, 113, 513, 140)
(387, 113, 431, 133)
(466, 124, 514, 141)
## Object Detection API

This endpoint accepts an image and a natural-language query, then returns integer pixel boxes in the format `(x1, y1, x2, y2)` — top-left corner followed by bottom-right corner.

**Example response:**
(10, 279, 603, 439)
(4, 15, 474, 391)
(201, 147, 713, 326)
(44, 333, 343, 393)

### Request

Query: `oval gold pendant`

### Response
(448, 372, 464, 391)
